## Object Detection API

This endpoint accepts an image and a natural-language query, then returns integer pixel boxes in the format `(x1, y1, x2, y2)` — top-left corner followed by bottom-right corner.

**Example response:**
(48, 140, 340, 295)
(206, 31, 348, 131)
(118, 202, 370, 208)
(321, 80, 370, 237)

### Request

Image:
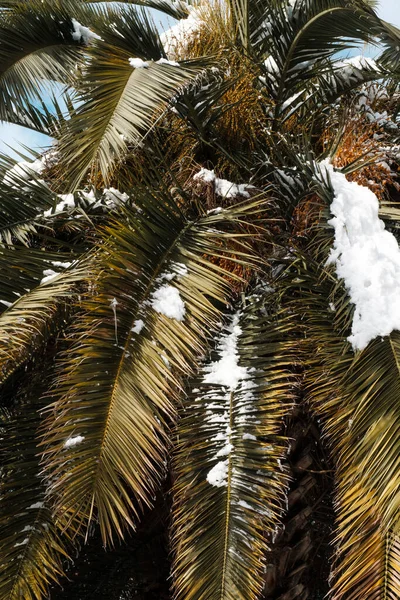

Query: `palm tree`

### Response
(1, 1, 400, 599)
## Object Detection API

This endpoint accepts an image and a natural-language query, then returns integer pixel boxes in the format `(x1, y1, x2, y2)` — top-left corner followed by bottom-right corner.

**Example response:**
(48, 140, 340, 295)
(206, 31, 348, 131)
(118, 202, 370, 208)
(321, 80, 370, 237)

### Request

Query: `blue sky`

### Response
(0, 1, 398, 159)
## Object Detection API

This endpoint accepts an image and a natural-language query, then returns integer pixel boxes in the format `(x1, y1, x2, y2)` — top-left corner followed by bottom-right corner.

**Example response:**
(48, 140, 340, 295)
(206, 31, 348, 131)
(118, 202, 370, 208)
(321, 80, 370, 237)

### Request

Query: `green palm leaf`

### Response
(0, 406, 69, 600)
(285, 221, 400, 599)
(41, 192, 260, 544)
(58, 5, 209, 188)
(0, 260, 88, 389)
(0, 0, 87, 127)
(256, 0, 388, 125)
(172, 295, 293, 600)
(87, 0, 192, 20)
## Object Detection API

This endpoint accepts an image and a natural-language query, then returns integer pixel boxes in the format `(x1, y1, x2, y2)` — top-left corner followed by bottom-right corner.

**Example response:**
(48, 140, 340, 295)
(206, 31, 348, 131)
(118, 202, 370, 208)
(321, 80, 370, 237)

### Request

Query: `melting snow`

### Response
(323, 160, 400, 351)
(151, 284, 185, 321)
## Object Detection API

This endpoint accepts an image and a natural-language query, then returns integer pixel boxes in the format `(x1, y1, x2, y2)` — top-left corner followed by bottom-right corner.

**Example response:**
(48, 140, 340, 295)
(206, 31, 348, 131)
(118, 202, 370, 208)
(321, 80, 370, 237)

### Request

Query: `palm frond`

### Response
(58, 5, 209, 188)
(279, 58, 388, 126)
(0, 260, 88, 388)
(228, 0, 250, 53)
(256, 0, 386, 125)
(85, 0, 192, 20)
(0, 0, 88, 126)
(41, 192, 262, 545)
(0, 406, 69, 600)
(284, 220, 400, 599)
(172, 294, 294, 600)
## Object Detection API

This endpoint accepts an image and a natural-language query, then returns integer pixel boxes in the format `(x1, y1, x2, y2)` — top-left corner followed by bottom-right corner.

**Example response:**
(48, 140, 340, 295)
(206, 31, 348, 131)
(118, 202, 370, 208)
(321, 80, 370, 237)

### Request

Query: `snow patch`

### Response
(44, 194, 75, 217)
(0, 299, 12, 308)
(71, 18, 101, 44)
(40, 269, 58, 285)
(194, 168, 251, 199)
(323, 160, 400, 350)
(151, 284, 185, 321)
(161, 7, 202, 58)
(243, 433, 257, 441)
(14, 538, 29, 547)
(156, 58, 180, 67)
(203, 314, 249, 389)
(129, 57, 149, 69)
(64, 435, 85, 449)
(132, 319, 144, 334)
(2, 158, 45, 186)
(206, 460, 228, 488)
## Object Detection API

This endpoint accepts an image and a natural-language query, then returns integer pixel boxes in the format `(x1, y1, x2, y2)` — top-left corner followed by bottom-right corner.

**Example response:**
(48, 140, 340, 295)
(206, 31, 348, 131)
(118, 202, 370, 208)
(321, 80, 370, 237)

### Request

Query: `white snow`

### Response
(238, 500, 253, 510)
(323, 160, 400, 351)
(28, 502, 44, 509)
(160, 7, 202, 58)
(40, 269, 58, 284)
(64, 435, 85, 449)
(203, 314, 258, 488)
(2, 158, 44, 186)
(44, 194, 75, 217)
(206, 459, 229, 488)
(71, 18, 101, 44)
(156, 58, 180, 67)
(162, 262, 188, 281)
(203, 314, 249, 389)
(151, 284, 185, 321)
(103, 187, 129, 205)
(0, 299, 12, 308)
(194, 168, 251, 199)
(132, 319, 144, 334)
(129, 58, 149, 69)
(336, 56, 378, 83)
(14, 538, 29, 547)
(264, 55, 279, 78)
(243, 433, 257, 441)
(216, 443, 234, 458)
(50, 261, 72, 269)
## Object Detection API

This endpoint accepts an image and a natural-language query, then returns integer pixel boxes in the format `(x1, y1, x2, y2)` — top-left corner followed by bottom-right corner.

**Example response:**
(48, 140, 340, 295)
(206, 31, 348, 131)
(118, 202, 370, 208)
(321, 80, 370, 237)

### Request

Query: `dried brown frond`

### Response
(321, 114, 399, 200)
(291, 194, 324, 242)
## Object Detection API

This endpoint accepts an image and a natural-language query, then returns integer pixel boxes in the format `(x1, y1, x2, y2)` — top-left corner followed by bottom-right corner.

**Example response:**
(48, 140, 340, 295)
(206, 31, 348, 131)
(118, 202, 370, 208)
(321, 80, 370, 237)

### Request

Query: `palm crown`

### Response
(1, 1, 400, 599)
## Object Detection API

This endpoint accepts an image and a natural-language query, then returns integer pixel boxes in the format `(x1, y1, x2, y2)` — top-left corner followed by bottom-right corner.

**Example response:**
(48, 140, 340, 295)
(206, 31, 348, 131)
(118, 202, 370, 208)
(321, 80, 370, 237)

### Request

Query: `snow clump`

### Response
(64, 435, 85, 449)
(129, 58, 149, 69)
(71, 18, 101, 44)
(2, 158, 45, 186)
(151, 285, 185, 321)
(323, 160, 400, 351)
(202, 314, 258, 488)
(194, 168, 252, 199)
(160, 7, 203, 58)
(207, 460, 229, 488)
